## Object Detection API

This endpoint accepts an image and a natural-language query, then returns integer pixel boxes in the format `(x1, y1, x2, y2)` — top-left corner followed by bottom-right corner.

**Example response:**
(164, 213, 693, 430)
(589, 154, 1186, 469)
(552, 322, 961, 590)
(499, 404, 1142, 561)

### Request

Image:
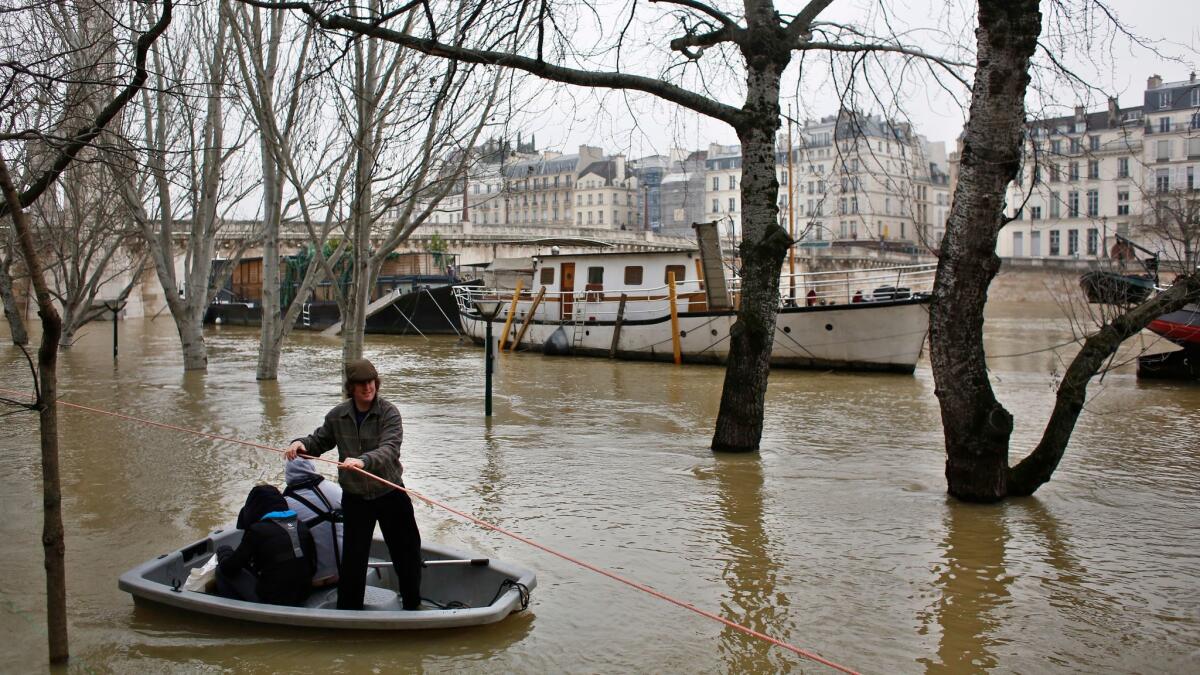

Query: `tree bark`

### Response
(929, 0, 1041, 502)
(0, 154, 68, 664)
(0, 245, 29, 345)
(711, 2, 791, 452)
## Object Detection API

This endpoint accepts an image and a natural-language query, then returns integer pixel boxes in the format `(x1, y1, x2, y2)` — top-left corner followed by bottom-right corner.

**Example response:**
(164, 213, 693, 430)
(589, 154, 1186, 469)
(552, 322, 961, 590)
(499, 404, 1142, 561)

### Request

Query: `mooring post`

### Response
(667, 273, 681, 365)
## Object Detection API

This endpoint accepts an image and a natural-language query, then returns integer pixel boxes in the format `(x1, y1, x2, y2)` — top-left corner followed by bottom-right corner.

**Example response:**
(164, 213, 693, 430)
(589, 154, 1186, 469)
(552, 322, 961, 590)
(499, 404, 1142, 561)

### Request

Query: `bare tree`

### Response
(2, 1, 145, 347)
(118, 0, 256, 371)
(226, 0, 508, 372)
(930, 0, 1200, 502)
(28, 164, 147, 346)
(0, 1, 172, 662)
(226, 0, 325, 379)
(1141, 187, 1200, 273)
(242, 0, 969, 451)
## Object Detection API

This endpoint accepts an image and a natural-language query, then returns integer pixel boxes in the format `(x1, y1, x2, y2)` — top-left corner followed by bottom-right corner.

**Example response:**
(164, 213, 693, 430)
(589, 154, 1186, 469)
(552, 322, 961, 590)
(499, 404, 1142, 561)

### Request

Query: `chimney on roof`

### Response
(1191, 72, 1197, 82)
(1074, 105, 1086, 123)
(1107, 97, 1120, 127)
(1147, 74, 1162, 89)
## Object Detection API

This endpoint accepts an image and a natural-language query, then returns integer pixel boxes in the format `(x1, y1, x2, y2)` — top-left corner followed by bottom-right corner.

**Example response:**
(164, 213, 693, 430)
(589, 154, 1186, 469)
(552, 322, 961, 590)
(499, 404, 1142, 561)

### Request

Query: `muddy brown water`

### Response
(1, 301, 1197, 673)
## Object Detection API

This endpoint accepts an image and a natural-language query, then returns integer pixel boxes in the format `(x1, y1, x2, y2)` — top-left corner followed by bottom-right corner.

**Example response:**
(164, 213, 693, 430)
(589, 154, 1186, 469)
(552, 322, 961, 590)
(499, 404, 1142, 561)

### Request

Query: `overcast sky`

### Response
(510, 0, 1199, 158)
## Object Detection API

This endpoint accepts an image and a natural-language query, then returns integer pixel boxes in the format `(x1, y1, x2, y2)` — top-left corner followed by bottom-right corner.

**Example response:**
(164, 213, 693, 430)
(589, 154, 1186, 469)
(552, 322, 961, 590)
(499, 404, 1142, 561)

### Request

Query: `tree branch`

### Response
(1008, 272, 1200, 495)
(237, 0, 745, 125)
(649, 0, 738, 28)
(803, 41, 973, 87)
(785, 0, 835, 41)
(0, 0, 173, 218)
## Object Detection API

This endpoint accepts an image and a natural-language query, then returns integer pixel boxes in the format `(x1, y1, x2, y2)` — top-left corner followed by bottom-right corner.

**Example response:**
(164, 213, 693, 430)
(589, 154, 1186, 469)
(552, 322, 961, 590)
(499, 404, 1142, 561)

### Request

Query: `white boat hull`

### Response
(463, 298, 930, 373)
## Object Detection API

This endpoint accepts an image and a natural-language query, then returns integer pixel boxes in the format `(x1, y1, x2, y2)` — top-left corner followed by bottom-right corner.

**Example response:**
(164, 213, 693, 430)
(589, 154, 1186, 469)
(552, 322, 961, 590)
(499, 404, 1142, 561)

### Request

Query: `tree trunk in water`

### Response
(929, 0, 1041, 502)
(37, 315, 66, 663)
(339, 25, 379, 366)
(711, 14, 789, 453)
(0, 155, 69, 663)
(256, 173, 282, 380)
(341, 253, 368, 364)
(58, 302, 82, 348)
(177, 317, 208, 371)
(0, 254, 28, 345)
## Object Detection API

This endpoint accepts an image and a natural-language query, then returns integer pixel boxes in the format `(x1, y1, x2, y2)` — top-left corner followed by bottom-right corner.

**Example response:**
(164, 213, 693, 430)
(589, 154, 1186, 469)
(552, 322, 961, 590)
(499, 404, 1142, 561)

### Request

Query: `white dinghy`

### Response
(119, 527, 535, 630)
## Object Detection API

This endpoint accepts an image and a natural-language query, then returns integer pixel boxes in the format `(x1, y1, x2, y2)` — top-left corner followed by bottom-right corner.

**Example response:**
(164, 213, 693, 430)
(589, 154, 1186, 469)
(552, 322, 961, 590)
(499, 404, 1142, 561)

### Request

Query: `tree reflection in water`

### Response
(918, 502, 1013, 673)
(711, 454, 798, 673)
(917, 498, 1083, 673)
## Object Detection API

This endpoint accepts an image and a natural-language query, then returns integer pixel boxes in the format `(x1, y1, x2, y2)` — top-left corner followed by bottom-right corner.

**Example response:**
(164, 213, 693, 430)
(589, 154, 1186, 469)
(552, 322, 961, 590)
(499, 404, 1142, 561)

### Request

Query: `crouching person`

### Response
(216, 485, 316, 606)
(284, 457, 343, 587)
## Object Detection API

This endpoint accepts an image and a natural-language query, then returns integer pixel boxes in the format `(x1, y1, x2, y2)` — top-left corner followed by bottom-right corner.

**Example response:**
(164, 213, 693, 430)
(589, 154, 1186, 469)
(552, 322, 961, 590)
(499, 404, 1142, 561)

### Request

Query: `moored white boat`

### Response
(454, 249, 936, 373)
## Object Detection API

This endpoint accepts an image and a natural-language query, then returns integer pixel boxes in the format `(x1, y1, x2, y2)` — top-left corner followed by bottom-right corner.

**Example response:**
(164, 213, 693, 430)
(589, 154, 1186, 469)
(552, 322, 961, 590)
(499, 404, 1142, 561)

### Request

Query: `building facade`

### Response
(778, 110, 950, 250)
(1000, 73, 1199, 266)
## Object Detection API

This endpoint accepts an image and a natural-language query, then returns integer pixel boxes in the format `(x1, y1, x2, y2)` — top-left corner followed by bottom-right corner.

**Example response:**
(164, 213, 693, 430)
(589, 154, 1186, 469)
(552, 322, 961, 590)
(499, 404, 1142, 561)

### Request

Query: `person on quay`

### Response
(216, 484, 316, 606)
(285, 358, 423, 611)
(284, 457, 344, 587)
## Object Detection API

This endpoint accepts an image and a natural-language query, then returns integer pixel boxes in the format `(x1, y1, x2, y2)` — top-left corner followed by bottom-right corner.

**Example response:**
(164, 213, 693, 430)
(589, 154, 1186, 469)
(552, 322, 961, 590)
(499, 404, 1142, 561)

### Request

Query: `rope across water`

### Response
(3, 387, 859, 674)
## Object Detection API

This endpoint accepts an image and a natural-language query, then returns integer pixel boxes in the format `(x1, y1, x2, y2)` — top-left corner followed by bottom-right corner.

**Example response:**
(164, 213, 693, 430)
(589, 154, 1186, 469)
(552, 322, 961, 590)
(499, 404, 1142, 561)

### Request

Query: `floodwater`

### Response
(0, 302, 1197, 674)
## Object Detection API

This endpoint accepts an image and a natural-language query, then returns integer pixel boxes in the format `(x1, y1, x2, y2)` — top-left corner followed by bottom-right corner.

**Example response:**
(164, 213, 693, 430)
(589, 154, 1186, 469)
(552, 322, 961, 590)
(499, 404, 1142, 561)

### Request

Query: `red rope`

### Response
(3, 387, 859, 674)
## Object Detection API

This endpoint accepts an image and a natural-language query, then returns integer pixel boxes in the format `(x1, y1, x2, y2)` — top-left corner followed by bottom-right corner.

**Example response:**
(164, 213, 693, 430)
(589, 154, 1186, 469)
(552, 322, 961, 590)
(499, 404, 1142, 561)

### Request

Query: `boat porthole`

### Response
(783, 326, 791, 333)
(711, 329, 718, 336)
(585, 330, 590, 336)
(825, 324, 833, 331)
(680, 330, 687, 338)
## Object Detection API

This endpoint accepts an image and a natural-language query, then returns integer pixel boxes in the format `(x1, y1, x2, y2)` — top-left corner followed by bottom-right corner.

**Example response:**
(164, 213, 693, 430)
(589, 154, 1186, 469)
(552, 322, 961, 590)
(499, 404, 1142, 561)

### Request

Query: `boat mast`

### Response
(787, 107, 796, 303)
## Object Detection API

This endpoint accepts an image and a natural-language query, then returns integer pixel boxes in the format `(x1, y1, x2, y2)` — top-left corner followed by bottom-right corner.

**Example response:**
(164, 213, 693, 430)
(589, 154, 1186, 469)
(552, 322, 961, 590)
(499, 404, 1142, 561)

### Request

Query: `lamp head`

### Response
(474, 299, 502, 319)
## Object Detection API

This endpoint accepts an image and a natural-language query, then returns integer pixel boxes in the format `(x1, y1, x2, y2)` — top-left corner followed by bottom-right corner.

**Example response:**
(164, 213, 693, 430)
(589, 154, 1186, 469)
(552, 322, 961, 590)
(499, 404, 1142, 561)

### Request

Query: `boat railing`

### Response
(453, 263, 937, 322)
(454, 279, 708, 323)
(728, 263, 938, 307)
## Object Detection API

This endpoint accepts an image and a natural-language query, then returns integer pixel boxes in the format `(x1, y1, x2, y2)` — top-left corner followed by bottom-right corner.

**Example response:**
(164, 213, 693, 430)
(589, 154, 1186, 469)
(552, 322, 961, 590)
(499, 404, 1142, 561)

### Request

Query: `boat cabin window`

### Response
(664, 265, 686, 284)
(540, 267, 554, 285)
(586, 266, 604, 291)
(624, 266, 643, 285)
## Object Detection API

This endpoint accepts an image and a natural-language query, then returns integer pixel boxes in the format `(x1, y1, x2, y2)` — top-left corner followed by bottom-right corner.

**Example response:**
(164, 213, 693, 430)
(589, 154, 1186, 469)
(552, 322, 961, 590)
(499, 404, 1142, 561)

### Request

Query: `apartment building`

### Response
(659, 150, 709, 236)
(705, 144, 743, 232)
(1142, 74, 1200, 266)
(425, 141, 647, 232)
(573, 154, 640, 229)
(780, 110, 949, 247)
(504, 145, 603, 227)
(1000, 73, 1199, 264)
(1000, 99, 1145, 259)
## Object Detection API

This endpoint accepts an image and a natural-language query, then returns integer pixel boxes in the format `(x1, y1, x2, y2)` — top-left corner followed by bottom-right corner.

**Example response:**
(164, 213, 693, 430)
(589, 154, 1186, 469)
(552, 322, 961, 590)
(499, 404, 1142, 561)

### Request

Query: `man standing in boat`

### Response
(285, 359, 423, 610)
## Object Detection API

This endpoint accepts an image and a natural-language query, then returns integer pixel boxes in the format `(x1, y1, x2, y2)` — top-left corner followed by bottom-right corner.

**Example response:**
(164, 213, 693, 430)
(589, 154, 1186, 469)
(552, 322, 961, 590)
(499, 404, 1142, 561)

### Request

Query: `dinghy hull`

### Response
(119, 528, 535, 629)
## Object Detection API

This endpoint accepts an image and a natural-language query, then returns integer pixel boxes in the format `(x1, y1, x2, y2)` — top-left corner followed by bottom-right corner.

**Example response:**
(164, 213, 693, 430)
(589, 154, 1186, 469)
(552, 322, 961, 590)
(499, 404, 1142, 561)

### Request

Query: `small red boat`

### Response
(1148, 303, 1200, 347)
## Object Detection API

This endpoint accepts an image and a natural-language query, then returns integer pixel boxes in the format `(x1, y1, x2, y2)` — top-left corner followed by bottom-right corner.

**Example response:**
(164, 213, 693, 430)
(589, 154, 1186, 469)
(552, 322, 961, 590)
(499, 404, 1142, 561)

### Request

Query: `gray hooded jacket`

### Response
(283, 458, 344, 585)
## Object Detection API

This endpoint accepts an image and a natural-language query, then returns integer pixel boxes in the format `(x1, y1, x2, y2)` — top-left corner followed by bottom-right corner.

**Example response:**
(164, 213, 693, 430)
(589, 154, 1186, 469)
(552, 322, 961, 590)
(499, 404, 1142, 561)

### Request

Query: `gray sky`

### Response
(513, 0, 1198, 158)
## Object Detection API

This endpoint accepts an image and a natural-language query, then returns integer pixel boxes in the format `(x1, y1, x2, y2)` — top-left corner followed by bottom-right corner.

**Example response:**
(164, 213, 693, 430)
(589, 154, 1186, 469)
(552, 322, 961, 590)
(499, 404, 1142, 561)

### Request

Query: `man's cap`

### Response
(345, 358, 378, 384)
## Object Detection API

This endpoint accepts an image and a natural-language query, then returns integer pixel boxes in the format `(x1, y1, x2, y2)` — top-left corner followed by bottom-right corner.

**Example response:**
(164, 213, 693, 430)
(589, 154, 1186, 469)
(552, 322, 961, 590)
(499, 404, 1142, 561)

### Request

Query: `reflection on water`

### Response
(919, 502, 1013, 673)
(710, 454, 794, 673)
(1, 303, 1199, 673)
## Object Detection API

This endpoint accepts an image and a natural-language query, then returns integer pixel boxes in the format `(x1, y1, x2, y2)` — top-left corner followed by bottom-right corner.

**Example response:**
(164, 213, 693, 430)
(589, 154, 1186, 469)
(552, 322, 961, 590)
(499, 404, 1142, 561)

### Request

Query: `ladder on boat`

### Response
(301, 302, 312, 328)
(571, 290, 604, 350)
(571, 292, 589, 350)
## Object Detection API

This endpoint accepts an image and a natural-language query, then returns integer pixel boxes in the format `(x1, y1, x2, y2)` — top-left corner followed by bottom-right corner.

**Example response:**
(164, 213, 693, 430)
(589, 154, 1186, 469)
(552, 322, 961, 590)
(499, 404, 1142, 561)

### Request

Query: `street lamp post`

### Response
(103, 300, 124, 359)
(474, 299, 502, 416)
